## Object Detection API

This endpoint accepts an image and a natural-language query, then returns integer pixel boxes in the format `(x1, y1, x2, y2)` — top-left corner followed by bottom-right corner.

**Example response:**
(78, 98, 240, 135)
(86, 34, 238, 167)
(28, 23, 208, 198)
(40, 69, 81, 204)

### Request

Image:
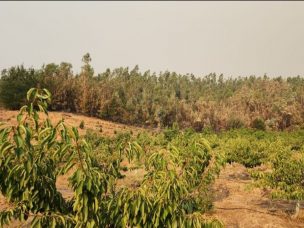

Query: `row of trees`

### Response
(1, 53, 304, 131)
(0, 88, 223, 227)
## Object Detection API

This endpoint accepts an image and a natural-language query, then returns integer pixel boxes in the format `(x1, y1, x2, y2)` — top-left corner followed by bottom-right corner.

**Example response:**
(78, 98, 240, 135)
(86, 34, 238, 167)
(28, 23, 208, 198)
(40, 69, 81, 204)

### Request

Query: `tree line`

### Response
(1, 53, 304, 131)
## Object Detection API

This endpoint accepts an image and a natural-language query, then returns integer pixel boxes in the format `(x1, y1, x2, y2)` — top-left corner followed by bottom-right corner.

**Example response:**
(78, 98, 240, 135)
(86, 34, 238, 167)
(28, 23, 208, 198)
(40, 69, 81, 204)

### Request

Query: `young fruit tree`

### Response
(0, 88, 223, 227)
(251, 147, 304, 218)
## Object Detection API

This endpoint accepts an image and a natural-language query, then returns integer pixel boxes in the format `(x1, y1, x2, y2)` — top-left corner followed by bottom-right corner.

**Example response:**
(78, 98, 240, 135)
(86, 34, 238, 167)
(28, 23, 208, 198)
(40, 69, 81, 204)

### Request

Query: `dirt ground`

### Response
(0, 110, 303, 227)
(0, 109, 149, 137)
(212, 163, 304, 228)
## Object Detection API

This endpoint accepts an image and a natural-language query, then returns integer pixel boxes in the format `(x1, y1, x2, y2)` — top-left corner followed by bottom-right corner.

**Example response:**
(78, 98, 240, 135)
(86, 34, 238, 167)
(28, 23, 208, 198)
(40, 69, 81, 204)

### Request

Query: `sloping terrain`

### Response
(0, 110, 303, 227)
(0, 109, 148, 137)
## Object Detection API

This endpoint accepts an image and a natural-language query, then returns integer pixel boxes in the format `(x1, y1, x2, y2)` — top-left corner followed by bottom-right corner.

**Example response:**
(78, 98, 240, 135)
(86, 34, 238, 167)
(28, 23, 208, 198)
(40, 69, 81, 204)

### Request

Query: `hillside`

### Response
(0, 109, 148, 137)
(0, 110, 303, 227)
(1, 62, 304, 132)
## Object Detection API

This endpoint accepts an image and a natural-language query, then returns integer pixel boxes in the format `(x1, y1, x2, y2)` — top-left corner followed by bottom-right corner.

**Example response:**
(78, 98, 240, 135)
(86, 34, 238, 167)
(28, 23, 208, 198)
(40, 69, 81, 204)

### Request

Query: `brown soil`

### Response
(212, 163, 304, 228)
(0, 110, 303, 227)
(0, 109, 148, 137)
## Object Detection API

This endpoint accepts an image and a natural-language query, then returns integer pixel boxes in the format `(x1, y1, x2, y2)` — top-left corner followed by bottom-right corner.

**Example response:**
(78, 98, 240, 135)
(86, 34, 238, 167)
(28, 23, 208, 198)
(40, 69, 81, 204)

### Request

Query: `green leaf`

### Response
(26, 88, 36, 101)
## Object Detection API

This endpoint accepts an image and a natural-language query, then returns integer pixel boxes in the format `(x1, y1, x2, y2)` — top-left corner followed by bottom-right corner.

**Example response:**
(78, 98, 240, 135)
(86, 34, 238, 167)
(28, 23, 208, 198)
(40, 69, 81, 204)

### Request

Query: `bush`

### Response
(226, 117, 244, 130)
(163, 122, 179, 141)
(0, 66, 40, 109)
(251, 118, 266, 131)
(79, 120, 85, 129)
(250, 148, 304, 218)
(224, 137, 267, 168)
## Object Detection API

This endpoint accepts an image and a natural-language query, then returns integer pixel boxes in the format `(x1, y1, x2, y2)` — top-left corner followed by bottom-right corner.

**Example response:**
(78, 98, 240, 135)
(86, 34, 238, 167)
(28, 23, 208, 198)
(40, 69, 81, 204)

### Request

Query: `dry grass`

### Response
(0, 109, 147, 137)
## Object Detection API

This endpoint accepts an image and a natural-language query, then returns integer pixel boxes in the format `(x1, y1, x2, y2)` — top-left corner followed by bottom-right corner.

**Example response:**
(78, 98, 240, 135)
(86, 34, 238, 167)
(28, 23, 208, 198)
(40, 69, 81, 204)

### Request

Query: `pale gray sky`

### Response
(1, 1, 304, 77)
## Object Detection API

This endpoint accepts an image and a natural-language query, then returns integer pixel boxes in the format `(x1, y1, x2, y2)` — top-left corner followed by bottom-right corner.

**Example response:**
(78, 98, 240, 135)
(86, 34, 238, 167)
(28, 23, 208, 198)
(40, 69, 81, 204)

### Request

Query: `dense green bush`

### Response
(223, 137, 266, 168)
(0, 66, 40, 109)
(216, 129, 274, 168)
(251, 118, 266, 131)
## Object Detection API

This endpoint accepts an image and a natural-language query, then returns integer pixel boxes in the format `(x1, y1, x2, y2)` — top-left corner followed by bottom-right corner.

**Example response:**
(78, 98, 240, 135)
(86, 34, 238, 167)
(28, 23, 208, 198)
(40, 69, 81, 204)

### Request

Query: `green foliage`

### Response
(0, 66, 40, 109)
(251, 147, 304, 201)
(163, 122, 180, 141)
(0, 88, 223, 227)
(226, 117, 244, 130)
(224, 137, 266, 168)
(40, 62, 76, 112)
(217, 128, 304, 214)
(105, 131, 224, 227)
(0, 88, 71, 226)
(2, 55, 304, 131)
(251, 117, 266, 131)
(218, 129, 275, 168)
(79, 120, 85, 129)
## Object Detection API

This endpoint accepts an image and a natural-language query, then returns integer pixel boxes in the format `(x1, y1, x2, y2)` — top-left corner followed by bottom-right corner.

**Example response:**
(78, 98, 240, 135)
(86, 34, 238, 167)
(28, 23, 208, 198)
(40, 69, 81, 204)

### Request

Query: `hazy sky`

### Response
(1, 1, 304, 77)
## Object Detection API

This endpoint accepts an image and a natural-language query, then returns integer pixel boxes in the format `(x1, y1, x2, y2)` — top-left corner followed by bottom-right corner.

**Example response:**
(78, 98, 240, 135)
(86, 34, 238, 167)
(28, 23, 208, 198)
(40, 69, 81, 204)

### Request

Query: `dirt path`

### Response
(212, 163, 304, 228)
